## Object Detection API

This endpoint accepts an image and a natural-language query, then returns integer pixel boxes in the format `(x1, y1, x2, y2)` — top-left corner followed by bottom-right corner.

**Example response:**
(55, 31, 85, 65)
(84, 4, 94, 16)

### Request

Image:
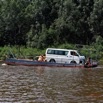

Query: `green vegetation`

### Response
(0, 46, 46, 60)
(0, 42, 103, 64)
(0, 0, 103, 48)
(0, 0, 103, 64)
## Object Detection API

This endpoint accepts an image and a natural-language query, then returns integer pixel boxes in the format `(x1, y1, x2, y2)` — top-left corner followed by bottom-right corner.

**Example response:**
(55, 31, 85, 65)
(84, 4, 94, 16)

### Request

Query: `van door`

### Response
(69, 51, 80, 64)
(61, 55, 70, 64)
(46, 49, 61, 63)
(60, 51, 69, 64)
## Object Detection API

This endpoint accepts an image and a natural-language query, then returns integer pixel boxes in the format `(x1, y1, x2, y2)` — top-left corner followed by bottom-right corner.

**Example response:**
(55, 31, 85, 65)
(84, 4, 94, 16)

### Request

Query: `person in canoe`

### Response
(85, 57, 92, 67)
(38, 54, 46, 62)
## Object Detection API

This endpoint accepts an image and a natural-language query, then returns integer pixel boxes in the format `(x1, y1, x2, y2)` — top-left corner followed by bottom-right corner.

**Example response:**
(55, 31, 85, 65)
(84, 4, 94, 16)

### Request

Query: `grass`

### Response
(99, 59, 103, 65)
(0, 46, 46, 60)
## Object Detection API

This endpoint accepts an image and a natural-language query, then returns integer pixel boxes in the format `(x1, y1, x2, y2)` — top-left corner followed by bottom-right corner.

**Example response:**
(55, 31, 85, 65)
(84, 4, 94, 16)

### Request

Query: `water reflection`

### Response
(35, 66, 45, 75)
(0, 65, 103, 102)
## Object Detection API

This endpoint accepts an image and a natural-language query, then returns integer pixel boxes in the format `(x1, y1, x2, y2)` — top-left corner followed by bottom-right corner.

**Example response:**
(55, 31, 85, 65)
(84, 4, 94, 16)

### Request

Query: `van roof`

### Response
(46, 48, 77, 51)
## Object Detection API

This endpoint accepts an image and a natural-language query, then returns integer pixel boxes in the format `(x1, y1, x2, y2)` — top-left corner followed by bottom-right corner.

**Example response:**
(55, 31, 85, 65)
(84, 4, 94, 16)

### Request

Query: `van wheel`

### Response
(49, 59, 56, 63)
(70, 61, 77, 64)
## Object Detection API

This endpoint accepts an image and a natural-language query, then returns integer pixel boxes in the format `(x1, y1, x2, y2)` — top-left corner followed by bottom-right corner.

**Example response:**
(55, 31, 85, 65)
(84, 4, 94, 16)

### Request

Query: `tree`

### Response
(89, 0, 103, 38)
(70, 0, 94, 44)
(0, 0, 31, 45)
(0, 0, 102, 48)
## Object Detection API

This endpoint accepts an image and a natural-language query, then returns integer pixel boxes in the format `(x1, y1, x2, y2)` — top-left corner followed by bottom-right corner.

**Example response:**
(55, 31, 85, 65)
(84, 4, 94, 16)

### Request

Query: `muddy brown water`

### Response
(0, 65, 103, 103)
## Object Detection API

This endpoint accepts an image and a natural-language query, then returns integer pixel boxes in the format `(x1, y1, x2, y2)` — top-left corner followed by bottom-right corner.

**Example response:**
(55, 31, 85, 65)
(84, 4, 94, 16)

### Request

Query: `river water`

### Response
(0, 65, 103, 103)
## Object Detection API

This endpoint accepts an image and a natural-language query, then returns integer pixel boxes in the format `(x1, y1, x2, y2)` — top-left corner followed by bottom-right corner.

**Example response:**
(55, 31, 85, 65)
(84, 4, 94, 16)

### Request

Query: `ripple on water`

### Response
(0, 65, 103, 102)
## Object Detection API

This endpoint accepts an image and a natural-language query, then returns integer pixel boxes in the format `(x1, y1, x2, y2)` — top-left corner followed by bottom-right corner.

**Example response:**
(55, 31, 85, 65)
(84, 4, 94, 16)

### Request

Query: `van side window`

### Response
(71, 51, 79, 56)
(47, 49, 68, 55)
(65, 51, 68, 55)
(55, 50, 68, 55)
(55, 50, 58, 55)
(58, 51, 63, 55)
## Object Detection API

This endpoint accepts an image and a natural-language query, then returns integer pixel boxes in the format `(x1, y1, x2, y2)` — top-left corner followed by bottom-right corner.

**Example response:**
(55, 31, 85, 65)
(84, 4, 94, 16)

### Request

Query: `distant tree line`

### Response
(0, 0, 103, 49)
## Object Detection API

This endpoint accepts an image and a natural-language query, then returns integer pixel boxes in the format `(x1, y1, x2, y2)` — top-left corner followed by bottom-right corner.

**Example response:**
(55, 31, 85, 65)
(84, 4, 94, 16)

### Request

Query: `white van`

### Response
(45, 48, 85, 64)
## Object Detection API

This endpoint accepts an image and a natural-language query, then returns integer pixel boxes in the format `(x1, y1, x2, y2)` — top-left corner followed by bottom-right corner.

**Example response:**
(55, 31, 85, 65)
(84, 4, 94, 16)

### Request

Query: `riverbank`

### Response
(0, 60, 3, 63)
(0, 45, 103, 64)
